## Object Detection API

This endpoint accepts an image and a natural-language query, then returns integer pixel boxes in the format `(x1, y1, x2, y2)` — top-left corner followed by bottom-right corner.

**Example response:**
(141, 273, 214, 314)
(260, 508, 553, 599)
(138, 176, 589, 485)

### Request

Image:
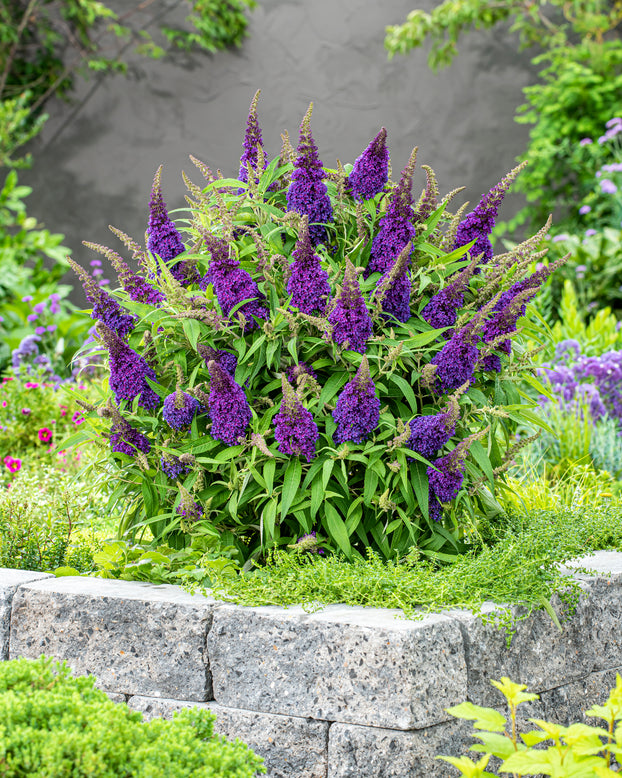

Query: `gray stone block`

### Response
(540, 667, 622, 726)
(448, 590, 594, 707)
(208, 603, 467, 730)
(327, 719, 474, 778)
(128, 695, 328, 778)
(9, 576, 216, 700)
(0, 568, 53, 660)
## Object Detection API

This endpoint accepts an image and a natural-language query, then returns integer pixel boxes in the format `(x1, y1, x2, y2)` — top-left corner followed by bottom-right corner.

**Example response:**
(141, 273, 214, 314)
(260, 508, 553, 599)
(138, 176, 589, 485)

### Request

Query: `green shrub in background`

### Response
(385, 0, 622, 236)
(0, 656, 265, 777)
(68, 94, 560, 565)
(0, 0, 255, 168)
(439, 675, 622, 777)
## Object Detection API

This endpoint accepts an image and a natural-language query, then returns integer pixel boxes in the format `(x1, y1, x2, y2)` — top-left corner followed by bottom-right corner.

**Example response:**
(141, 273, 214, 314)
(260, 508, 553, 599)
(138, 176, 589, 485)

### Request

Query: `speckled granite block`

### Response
(128, 695, 328, 778)
(540, 667, 622, 726)
(208, 603, 467, 730)
(447, 588, 594, 707)
(0, 569, 52, 660)
(327, 718, 474, 778)
(9, 576, 216, 700)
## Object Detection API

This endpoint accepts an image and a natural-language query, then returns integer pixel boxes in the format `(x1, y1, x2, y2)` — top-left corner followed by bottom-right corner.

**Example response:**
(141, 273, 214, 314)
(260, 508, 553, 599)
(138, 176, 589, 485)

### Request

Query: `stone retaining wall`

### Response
(1, 551, 621, 777)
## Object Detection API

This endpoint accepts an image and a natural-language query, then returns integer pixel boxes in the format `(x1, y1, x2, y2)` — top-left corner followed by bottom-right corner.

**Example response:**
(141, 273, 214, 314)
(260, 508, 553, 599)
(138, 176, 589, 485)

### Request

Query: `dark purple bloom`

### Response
(287, 216, 331, 314)
(422, 285, 464, 329)
(238, 89, 266, 186)
(286, 361, 317, 386)
(453, 163, 525, 266)
(273, 375, 319, 461)
(428, 487, 444, 522)
(147, 166, 198, 285)
(110, 420, 151, 456)
(366, 147, 417, 277)
(197, 343, 237, 376)
(286, 104, 333, 246)
(68, 258, 136, 338)
(160, 454, 191, 480)
(328, 259, 373, 354)
(333, 356, 380, 444)
(348, 128, 389, 201)
(98, 324, 160, 410)
(177, 489, 204, 522)
(203, 232, 268, 330)
(207, 360, 252, 445)
(406, 406, 457, 460)
(428, 449, 466, 503)
(162, 391, 200, 429)
(373, 242, 412, 323)
(84, 242, 165, 306)
(431, 323, 480, 393)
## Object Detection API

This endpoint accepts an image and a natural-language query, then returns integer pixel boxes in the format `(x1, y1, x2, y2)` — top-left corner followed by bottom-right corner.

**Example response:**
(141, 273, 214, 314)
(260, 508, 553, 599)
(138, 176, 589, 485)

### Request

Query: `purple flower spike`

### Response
(161, 454, 191, 480)
(203, 232, 268, 330)
(333, 356, 380, 444)
(453, 162, 526, 266)
(83, 242, 164, 307)
(286, 103, 333, 246)
(162, 391, 200, 429)
(374, 242, 412, 323)
(422, 285, 464, 330)
(68, 258, 136, 338)
(110, 418, 151, 457)
(273, 375, 319, 462)
(348, 128, 389, 201)
(98, 324, 160, 410)
(177, 488, 204, 522)
(238, 89, 266, 186)
(427, 438, 477, 503)
(207, 360, 252, 446)
(428, 487, 444, 522)
(286, 361, 318, 386)
(366, 146, 417, 277)
(147, 166, 197, 285)
(328, 259, 373, 354)
(287, 215, 331, 314)
(406, 402, 458, 460)
(197, 343, 237, 376)
(431, 323, 480, 393)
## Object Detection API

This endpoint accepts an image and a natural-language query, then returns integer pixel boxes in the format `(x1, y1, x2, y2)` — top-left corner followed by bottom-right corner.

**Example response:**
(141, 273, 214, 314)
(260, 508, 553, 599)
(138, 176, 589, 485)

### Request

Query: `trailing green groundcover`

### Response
(0, 657, 265, 777)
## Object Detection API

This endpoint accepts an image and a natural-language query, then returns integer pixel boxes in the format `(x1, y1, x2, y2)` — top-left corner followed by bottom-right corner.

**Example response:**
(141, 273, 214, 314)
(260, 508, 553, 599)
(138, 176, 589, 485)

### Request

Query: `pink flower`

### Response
(25, 382, 39, 389)
(3, 456, 21, 473)
(38, 427, 53, 442)
(72, 411, 83, 425)
(59, 405, 68, 416)
(21, 408, 31, 415)
(1, 401, 6, 408)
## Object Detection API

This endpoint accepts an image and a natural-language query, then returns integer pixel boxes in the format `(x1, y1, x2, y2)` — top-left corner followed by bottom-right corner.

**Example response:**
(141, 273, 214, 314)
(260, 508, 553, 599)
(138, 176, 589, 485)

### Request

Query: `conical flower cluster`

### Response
(348, 128, 389, 201)
(431, 322, 480, 393)
(406, 400, 458, 460)
(162, 390, 200, 429)
(286, 104, 333, 246)
(328, 260, 373, 354)
(69, 258, 136, 338)
(333, 357, 380, 444)
(98, 324, 160, 410)
(287, 216, 331, 314)
(373, 242, 412, 323)
(273, 376, 319, 461)
(207, 360, 252, 445)
(238, 90, 266, 186)
(83, 242, 164, 307)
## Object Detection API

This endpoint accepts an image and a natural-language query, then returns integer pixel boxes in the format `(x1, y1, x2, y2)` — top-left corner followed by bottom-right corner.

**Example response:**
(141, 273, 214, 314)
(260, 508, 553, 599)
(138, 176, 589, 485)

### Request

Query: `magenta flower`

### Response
(3, 456, 22, 474)
(37, 427, 53, 442)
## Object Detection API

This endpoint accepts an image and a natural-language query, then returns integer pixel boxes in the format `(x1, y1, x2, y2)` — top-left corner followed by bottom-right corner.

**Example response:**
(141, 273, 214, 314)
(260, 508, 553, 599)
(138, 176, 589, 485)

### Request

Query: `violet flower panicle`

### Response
(287, 215, 331, 314)
(273, 375, 319, 462)
(162, 390, 200, 430)
(422, 258, 479, 330)
(431, 321, 480, 393)
(110, 419, 151, 457)
(238, 89, 266, 187)
(328, 259, 373, 354)
(83, 242, 164, 306)
(197, 343, 237, 376)
(372, 241, 412, 323)
(366, 146, 417, 277)
(286, 103, 333, 246)
(333, 356, 380, 444)
(97, 323, 160, 410)
(207, 360, 252, 446)
(453, 162, 527, 267)
(406, 398, 459, 460)
(348, 128, 389, 201)
(427, 432, 482, 503)
(68, 258, 136, 339)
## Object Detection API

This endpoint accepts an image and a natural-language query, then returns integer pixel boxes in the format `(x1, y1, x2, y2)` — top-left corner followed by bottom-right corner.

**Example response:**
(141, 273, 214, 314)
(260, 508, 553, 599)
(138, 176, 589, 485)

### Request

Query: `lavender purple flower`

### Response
(160, 454, 191, 480)
(373, 242, 412, 323)
(273, 375, 319, 461)
(162, 391, 200, 429)
(328, 259, 373, 354)
(287, 215, 331, 314)
(348, 128, 389, 201)
(286, 104, 333, 246)
(203, 232, 268, 329)
(238, 90, 266, 186)
(366, 147, 417, 277)
(83, 242, 164, 306)
(431, 322, 480, 393)
(333, 356, 380, 444)
(197, 343, 237, 376)
(97, 324, 160, 410)
(427, 448, 466, 502)
(110, 419, 151, 456)
(406, 402, 458, 460)
(207, 359, 252, 445)
(68, 258, 136, 338)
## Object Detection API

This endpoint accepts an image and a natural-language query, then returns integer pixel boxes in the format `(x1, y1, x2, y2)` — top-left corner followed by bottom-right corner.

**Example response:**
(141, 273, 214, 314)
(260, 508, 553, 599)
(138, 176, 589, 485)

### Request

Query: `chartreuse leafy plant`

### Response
(69, 92, 561, 564)
(439, 675, 622, 777)
(0, 656, 265, 777)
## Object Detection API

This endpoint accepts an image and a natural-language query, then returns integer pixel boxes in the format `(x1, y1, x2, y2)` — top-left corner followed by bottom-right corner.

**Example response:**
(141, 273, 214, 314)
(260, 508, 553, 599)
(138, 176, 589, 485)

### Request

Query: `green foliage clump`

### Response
(385, 0, 622, 235)
(439, 675, 622, 776)
(0, 656, 265, 777)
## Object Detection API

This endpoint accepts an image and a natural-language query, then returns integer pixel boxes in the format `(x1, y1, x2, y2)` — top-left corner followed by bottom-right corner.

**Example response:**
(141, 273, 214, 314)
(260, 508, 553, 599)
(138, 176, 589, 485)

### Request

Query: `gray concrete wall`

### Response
(21, 0, 536, 278)
(2, 550, 621, 777)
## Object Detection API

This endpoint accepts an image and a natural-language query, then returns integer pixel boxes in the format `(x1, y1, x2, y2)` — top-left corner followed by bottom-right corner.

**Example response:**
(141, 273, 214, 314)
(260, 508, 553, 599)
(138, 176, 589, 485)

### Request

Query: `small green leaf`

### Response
(280, 458, 302, 519)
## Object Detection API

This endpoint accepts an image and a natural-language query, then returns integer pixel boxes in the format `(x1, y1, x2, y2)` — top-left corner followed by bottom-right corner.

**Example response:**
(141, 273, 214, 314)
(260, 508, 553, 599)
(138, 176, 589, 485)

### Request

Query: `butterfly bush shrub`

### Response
(72, 92, 559, 562)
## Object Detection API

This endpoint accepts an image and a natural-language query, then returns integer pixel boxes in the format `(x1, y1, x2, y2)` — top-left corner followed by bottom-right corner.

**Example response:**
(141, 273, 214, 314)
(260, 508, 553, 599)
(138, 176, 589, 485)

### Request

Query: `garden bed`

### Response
(2, 551, 621, 777)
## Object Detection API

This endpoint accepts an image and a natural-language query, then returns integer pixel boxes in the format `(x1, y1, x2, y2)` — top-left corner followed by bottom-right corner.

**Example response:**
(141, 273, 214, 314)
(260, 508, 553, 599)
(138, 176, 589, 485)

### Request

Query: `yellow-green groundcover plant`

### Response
(0, 656, 265, 777)
(440, 675, 622, 776)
